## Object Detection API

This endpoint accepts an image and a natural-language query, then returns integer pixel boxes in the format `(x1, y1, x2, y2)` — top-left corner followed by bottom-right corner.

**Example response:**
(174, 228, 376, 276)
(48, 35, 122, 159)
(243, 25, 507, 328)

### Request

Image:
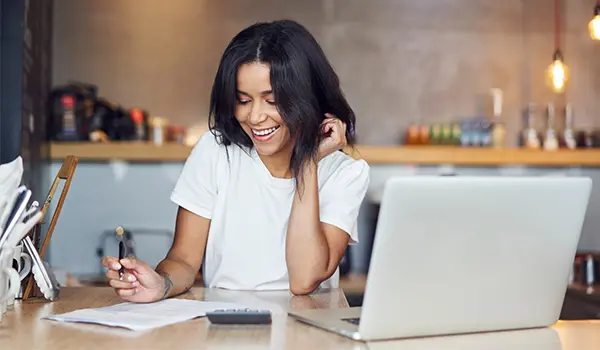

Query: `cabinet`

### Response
(560, 285, 600, 320)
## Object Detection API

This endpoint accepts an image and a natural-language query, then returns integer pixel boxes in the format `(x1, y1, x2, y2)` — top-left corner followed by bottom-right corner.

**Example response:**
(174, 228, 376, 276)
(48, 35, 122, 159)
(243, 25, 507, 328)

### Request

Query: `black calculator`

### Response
(205, 309, 272, 325)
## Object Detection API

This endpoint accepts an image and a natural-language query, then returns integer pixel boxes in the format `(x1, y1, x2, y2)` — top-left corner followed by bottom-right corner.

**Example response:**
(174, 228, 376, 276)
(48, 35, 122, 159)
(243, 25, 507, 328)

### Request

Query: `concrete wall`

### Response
(52, 0, 600, 146)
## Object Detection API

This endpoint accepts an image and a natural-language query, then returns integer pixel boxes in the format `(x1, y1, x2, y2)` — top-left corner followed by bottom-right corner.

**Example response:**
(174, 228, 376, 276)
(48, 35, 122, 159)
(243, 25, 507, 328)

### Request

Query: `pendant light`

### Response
(546, 0, 569, 93)
(590, 0, 600, 40)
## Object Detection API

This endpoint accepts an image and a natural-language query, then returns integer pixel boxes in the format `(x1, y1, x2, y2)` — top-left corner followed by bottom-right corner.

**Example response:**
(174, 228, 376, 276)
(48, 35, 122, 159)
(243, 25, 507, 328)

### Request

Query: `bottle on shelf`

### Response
(479, 116, 492, 147)
(405, 122, 420, 145)
(429, 123, 442, 145)
(490, 88, 506, 148)
(542, 103, 559, 151)
(563, 104, 577, 150)
(419, 123, 430, 145)
(460, 118, 471, 147)
(522, 103, 541, 149)
(450, 122, 461, 146)
(441, 123, 452, 145)
(585, 254, 596, 286)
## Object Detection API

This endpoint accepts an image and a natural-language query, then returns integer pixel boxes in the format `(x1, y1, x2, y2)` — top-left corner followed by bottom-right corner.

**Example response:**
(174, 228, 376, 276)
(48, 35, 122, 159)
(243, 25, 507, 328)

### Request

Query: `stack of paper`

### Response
(43, 299, 247, 331)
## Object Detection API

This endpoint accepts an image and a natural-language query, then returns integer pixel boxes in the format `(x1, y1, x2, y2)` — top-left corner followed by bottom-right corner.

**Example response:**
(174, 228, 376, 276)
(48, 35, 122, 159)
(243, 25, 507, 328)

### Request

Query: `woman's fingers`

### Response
(106, 258, 138, 291)
(101, 256, 121, 271)
(322, 115, 347, 137)
(119, 257, 150, 273)
(322, 122, 334, 134)
(329, 121, 347, 146)
(106, 269, 119, 281)
(115, 287, 137, 298)
(106, 268, 136, 281)
(109, 277, 137, 289)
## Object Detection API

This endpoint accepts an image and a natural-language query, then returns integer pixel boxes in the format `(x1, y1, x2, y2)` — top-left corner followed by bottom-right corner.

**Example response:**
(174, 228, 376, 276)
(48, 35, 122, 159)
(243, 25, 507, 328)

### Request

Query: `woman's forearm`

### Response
(154, 254, 198, 299)
(286, 161, 331, 295)
(154, 207, 210, 299)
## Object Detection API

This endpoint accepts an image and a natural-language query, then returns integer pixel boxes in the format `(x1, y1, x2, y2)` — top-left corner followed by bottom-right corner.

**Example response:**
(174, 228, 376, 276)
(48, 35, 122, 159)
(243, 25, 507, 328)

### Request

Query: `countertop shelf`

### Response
(48, 141, 600, 166)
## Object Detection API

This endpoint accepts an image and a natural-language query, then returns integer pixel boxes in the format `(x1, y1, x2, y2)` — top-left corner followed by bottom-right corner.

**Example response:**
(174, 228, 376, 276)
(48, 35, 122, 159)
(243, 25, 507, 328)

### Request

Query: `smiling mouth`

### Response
(251, 126, 280, 141)
(252, 126, 280, 136)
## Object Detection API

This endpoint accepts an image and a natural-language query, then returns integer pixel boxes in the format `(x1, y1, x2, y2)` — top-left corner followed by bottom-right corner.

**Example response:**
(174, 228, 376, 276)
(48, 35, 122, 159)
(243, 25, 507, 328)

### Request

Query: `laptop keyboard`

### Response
(342, 317, 360, 325)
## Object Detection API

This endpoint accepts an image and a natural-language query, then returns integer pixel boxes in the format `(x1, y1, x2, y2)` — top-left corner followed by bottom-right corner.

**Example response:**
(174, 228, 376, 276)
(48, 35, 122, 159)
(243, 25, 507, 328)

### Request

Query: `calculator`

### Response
(205, 309, 272, 325)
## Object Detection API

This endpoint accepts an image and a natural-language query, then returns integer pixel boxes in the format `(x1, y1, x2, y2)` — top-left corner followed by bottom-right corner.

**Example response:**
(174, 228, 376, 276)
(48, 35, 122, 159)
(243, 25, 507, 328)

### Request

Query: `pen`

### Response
(116, 226, 125, 279)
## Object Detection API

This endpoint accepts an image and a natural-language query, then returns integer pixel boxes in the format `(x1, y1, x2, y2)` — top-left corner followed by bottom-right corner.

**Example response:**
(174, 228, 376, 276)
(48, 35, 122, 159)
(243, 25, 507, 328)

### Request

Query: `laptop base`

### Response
(288, 307, 363, 340)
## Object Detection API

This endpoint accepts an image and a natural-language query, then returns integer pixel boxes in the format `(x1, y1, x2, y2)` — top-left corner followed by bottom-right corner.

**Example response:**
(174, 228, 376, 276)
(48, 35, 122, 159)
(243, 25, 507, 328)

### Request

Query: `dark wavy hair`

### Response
(208, 19, 356, 184)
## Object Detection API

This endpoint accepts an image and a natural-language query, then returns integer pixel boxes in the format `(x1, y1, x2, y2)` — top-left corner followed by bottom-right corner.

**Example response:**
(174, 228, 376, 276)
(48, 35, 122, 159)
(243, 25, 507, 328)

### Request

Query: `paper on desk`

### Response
(42, 299, 247, 331)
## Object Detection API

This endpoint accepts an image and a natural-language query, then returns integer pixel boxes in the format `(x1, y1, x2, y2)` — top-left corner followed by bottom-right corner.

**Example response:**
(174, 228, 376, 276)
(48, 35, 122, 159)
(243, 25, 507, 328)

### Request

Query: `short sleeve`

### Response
(170, 131, 221, 219)
(319, 157, 370, 244)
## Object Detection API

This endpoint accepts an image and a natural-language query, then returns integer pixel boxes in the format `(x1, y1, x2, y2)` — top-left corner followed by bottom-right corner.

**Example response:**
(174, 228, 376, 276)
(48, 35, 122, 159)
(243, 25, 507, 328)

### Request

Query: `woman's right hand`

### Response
(101, 256, 165, 303)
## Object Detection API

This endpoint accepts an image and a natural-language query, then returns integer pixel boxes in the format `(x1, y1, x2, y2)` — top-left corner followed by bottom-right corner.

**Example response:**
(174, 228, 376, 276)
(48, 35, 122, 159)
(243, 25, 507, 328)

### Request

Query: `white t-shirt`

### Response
(170, 131, 370, 291)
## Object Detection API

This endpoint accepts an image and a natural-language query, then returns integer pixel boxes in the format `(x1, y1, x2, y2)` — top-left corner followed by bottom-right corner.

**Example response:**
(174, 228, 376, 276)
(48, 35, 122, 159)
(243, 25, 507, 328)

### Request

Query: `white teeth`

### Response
(252, 127, 278, 136)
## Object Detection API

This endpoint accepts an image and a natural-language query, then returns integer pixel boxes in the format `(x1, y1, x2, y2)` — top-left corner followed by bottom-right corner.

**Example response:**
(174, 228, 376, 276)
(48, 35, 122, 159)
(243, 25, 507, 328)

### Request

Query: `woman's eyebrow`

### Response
(236, 89, 273, 96)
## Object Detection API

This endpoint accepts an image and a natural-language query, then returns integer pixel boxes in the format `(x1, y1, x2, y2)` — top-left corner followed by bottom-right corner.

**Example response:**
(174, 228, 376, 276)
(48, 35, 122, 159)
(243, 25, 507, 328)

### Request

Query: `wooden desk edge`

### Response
(48, 141, 600, 166)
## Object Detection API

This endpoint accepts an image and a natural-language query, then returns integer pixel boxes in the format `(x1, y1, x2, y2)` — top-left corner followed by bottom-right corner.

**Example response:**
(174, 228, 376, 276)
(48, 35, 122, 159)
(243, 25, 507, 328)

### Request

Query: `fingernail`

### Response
(113, 263, 120, 269)
(132, 281, 138, 286)
(127, 275, 135, 282)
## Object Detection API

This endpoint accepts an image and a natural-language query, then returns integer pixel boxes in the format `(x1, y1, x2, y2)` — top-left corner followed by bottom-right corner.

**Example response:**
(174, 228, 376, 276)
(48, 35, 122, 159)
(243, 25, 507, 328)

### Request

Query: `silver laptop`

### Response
(288, 176, 592, 341)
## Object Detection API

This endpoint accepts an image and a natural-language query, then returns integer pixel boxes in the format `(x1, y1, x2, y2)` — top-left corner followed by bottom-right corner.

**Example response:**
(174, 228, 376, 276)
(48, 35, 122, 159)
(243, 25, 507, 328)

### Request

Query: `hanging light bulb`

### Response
(546, 0, 568, 94)
(590, 2, 600, 40)
(546, 50, 569, 93)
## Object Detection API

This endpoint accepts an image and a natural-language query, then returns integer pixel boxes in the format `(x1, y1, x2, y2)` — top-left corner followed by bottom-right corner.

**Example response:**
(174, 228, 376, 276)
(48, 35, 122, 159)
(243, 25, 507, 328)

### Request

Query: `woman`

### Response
(102, 19, 370, 302)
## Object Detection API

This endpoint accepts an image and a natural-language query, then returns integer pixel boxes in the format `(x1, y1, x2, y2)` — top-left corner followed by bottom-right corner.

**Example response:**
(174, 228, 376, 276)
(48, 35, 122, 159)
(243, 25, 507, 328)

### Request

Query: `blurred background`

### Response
(1, 0, 600, 312)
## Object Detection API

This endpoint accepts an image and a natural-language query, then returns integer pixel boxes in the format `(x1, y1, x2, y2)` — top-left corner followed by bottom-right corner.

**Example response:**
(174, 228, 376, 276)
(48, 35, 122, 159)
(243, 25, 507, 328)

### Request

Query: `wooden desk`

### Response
(2, 287, 600, 349)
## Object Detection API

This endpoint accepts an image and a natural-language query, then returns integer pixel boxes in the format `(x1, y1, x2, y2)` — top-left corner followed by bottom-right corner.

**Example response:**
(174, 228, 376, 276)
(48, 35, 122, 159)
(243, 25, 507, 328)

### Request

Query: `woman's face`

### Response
(235, 62, 292, 157)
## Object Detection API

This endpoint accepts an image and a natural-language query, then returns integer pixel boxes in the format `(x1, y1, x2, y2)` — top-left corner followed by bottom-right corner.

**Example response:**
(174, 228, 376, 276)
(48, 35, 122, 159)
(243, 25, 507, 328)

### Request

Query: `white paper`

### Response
(42, 299, 247, 331)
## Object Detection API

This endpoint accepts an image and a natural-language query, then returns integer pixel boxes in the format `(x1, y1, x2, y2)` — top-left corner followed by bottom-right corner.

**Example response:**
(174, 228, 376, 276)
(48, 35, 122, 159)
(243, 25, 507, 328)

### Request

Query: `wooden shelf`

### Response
(347, 145, 600, 167)
(49, 141, 192, 162)
(48, 141, 600, 167)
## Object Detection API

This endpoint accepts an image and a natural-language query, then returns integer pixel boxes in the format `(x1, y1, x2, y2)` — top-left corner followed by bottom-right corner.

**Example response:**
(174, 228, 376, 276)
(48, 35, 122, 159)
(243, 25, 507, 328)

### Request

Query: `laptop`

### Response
(288, 176, 592, 341)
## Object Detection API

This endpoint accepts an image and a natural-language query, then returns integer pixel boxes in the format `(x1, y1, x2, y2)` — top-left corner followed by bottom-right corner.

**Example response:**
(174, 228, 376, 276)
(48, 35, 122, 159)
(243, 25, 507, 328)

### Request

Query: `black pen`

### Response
(116, 226, 125, 279)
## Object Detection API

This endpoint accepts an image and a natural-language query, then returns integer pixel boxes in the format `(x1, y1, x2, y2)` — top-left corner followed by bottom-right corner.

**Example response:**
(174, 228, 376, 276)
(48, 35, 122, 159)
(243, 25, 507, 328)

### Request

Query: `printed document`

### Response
(43, 299, 247, 331)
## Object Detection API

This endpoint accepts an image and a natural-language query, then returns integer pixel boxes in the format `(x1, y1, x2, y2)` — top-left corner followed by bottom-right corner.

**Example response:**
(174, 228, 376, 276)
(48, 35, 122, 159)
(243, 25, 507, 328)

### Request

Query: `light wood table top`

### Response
(2, 287, 600, 349)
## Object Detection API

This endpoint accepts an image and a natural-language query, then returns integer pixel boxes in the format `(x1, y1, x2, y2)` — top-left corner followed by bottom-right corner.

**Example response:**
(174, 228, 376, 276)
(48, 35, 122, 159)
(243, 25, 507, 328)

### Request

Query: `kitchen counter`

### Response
(4, 287, 600, 349)
(562, 283, 600, 320)
(48, 141, 600, 166)
(567, 283, 600, 301)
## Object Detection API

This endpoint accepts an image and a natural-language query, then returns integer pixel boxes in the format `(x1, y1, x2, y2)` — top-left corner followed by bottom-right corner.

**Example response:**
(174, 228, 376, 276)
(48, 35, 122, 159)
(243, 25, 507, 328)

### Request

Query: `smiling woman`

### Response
(101, 19, 370, 302)
(210, 19, 358, 182)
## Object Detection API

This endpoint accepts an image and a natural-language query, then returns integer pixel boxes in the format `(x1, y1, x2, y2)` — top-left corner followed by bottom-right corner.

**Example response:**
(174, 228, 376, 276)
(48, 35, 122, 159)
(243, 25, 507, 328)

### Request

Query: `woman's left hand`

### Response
(317, 113, 347, 162)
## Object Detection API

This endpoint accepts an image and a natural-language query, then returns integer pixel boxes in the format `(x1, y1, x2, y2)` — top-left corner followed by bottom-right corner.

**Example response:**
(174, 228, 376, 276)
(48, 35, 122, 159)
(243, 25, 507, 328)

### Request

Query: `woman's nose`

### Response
(249, 105, 268, 125)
